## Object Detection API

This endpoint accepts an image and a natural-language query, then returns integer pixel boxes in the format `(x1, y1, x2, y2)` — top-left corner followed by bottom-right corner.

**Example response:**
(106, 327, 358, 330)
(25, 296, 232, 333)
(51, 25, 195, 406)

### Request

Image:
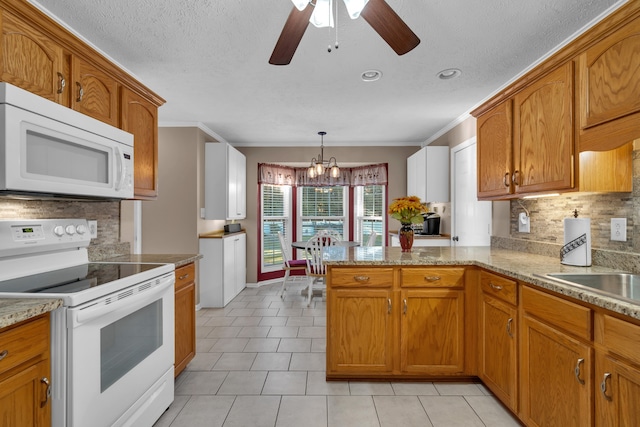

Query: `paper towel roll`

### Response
(562, 217, 591, 266)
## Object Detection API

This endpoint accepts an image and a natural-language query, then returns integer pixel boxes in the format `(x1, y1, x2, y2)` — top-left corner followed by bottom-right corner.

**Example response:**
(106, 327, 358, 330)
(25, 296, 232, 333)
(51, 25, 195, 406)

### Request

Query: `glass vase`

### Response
(398, 223, 414, 252)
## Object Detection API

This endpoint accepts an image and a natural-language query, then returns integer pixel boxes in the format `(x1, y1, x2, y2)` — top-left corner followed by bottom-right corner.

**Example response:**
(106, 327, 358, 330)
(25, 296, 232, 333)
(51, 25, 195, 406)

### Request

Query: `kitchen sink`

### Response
(539, 273, 640, 303)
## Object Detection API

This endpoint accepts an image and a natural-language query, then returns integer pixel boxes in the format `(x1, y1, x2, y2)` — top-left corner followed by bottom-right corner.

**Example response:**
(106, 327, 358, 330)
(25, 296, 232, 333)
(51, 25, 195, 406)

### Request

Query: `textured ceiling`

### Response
(32, 0, 624, 146)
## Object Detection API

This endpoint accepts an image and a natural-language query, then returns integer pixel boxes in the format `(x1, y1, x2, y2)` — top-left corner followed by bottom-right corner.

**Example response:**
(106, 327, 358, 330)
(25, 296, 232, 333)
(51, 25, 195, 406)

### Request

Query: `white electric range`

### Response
(0, 219, 175, 427)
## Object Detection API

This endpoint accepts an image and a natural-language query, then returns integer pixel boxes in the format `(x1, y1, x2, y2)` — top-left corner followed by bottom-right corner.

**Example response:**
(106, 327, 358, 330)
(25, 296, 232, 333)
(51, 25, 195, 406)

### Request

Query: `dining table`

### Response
(291, 240, 360, 250)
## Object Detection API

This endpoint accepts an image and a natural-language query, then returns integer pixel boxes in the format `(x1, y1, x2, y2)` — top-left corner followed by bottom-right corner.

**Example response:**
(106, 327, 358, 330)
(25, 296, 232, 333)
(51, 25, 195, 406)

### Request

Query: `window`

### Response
(354, 185, 385, 245)
(261, 184, 291, 273)
(298, 186, 347, 240)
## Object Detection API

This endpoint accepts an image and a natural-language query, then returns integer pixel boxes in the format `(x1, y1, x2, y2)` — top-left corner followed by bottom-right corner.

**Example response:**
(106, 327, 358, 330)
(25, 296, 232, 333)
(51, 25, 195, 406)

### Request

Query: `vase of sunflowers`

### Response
(388, 196, 427, 252)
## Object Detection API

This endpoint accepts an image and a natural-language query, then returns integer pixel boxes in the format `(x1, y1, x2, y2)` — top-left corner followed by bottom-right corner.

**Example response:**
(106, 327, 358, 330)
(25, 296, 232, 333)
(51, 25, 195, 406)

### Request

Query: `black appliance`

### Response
(422, 213, 441, 235)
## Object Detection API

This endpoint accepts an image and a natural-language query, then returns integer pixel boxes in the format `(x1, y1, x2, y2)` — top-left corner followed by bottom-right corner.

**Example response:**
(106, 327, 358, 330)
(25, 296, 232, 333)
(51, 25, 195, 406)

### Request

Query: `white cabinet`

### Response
(205, 142, 246, 220)
(406, 146, 450, 202)
(198, 233, 246, 307)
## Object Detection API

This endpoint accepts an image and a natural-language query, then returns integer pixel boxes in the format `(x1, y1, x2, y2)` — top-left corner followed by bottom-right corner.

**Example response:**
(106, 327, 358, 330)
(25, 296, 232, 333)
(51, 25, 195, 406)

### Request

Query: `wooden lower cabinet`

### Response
(0, 314, 51, 427)
(595, 352, 640, 426)
(327, 266, 466, 379)
(401, 288, 464, 374)
(327, 287, 395, 374)
(174, 262, 196, 377)
(480, 294, 518, 411)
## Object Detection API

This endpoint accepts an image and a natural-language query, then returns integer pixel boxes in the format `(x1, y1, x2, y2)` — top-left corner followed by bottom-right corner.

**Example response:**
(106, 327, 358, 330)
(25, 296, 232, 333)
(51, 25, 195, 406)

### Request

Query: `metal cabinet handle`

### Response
(424, 276, 441, 282)
(489, 282, 503, 291)
(354, 275, 370, 282)
(179, 273, 190, 280)
(574, 358, 585, 385)
(41, 377, 51, 407)
(503, 172, 510, 187)
(0, 349, 8, 361)
(506, 318, 513, 338)
(387, 298, 392, 314)
(76, 82, 84, 102)
(57, 72, 66, 94)
(600, 373, 612, 401)
(403, 299, 407, 315)
(512, 170, 520, 186)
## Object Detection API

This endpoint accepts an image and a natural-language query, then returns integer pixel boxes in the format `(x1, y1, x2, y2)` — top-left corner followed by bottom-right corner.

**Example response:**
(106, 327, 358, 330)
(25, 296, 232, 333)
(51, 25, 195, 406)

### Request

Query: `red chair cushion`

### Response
(287, 259, 307, 268)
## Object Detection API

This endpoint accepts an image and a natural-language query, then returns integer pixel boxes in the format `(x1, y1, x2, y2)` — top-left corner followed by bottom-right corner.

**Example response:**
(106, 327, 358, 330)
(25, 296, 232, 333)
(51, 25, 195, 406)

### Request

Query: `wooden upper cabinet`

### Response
(71, 56, 118, 126)
(476, 100, 513, 198)
(121, 87, 159, 199)
(513, 62, 574, 195)
(578, 14, 640, 152)
(0, 10, 65, 103)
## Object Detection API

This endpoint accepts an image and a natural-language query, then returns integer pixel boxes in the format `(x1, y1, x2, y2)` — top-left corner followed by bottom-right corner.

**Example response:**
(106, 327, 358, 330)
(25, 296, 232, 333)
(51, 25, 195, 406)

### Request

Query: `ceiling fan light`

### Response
(310, 0, 334, 28)
(343, 0, 369, 19)
(290, 0, 309, 11)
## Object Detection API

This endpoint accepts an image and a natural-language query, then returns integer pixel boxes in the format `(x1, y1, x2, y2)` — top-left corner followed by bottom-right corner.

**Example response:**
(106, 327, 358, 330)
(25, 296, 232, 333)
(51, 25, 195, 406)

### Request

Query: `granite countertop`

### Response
(107, 253, 202, 268)
(324, 246, 640, 320)
(390, 231, 451, 239)
(0, 298, 62, 329)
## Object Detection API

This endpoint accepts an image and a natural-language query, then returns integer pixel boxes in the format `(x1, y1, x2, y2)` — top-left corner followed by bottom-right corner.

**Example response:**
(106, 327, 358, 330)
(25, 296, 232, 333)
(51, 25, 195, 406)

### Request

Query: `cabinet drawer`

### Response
(175, 263, 195, 292)
(329, 268, 393, 288)
(522, 286, 592, 340)
(400, 267, 465, 288)
(480, 270, 517, 305)
(599, 314, 640, 367)
(0, 315, 49, 377)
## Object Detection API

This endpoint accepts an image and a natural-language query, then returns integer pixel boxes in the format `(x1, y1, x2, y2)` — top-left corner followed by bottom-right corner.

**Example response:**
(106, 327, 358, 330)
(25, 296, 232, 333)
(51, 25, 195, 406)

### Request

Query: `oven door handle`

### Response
(72, 276, 174, 326)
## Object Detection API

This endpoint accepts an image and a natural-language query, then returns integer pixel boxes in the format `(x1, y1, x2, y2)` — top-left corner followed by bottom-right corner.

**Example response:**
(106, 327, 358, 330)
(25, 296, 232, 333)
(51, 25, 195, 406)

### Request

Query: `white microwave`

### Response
(0, 83, 134, 199)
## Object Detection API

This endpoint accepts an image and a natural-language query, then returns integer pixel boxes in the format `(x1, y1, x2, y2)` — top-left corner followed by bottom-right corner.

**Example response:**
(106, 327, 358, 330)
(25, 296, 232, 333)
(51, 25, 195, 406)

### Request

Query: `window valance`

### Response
(259, 163, 387, 187)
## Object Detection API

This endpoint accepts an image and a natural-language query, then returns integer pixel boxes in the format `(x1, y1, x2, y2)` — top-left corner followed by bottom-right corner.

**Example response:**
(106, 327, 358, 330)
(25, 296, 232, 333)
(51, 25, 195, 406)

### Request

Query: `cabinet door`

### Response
(577, 15, 640, 152)
(595, 352, 640, 427)
(480, 294, 517, 411)
(520, 314, 592, 427)
(476, 100, 513, 198)
(406, 148, 427, 201)
(174, 263, 196, 377)
(327, 288, 395, 374)
(228, 146, 246, 219)
(0, 360, 50, 427)
(223, 237, 236, 306)
(0, 10, 65, 103)
(121, 87, 159, 199)
(513, 62, 574, 195)
(234, 234, 246, 295)
(71, 56, 118, 126)
(400, 289, 464, 374)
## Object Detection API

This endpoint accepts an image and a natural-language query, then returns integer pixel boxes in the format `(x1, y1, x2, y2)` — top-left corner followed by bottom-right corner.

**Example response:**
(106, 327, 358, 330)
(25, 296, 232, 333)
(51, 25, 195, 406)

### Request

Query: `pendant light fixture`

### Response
(307, 131, 340, 178)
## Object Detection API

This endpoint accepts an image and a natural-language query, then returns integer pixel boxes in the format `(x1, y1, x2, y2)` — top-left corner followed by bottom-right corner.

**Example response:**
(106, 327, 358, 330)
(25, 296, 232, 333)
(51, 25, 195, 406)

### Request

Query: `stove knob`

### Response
(53, 226, 65, 237)
(65, 225, 76, 235)
(76, 224, 87, 235)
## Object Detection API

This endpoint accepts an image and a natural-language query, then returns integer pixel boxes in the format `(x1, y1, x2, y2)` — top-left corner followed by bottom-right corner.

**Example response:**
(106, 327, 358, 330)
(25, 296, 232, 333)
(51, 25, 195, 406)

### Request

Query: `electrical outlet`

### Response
(611, 218, 626, 242)
(88, 220, 98, 239)
(518, 212, 530, 233)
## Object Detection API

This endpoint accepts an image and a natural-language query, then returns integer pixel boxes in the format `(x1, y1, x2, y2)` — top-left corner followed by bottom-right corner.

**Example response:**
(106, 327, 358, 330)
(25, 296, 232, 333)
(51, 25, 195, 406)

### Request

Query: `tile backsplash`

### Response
(0, 199, 128, 260)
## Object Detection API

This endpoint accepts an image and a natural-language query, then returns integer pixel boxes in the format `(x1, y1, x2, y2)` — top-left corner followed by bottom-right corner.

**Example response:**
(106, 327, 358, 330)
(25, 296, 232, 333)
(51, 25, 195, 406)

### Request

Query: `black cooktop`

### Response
(0, 263, 163, 294)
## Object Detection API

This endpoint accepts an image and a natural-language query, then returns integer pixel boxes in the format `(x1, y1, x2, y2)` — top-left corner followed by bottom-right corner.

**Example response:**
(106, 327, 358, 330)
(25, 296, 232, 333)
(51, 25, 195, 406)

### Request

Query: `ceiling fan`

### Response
(269, 0, 420, 65)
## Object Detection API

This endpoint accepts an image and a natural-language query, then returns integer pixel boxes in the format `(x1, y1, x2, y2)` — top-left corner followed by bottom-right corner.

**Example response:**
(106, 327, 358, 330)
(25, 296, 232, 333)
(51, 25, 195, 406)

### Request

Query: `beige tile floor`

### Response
(154, 280, 522, 427)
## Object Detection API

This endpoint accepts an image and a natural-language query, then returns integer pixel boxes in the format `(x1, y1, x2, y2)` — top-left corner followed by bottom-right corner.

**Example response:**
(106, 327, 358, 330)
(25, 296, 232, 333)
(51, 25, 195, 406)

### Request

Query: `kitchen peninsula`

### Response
(325, 246, 640, 426)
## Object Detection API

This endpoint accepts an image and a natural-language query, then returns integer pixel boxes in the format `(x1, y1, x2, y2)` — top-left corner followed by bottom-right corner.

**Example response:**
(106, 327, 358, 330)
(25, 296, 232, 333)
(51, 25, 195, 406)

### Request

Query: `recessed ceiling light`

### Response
(437, 68, 462, 80)
(361, 70, 382, 82)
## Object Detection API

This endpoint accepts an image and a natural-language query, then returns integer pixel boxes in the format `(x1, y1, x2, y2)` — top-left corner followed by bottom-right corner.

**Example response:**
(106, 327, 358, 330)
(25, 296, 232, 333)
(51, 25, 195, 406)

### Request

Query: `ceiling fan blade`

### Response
(360, 0, 420, 55)
(269, 4, 314, 65)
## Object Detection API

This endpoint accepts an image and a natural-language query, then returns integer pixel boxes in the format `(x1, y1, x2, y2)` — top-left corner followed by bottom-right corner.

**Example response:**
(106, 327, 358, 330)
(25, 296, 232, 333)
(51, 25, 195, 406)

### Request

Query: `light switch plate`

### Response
(611, 218, 626, 241)
(518, 212, 530, 233)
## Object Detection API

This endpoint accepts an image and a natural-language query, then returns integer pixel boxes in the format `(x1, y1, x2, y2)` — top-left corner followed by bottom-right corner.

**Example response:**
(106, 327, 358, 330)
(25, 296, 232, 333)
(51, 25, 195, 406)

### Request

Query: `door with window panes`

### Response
(354, 185, 384, 245)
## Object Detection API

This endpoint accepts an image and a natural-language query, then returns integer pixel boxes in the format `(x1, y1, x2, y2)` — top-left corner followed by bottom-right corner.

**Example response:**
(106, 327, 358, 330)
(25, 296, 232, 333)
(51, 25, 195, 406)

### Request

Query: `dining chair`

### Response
(303, 232, 334, 306)
(365, 231, 378, 246)
(277, 231, 307, 300)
